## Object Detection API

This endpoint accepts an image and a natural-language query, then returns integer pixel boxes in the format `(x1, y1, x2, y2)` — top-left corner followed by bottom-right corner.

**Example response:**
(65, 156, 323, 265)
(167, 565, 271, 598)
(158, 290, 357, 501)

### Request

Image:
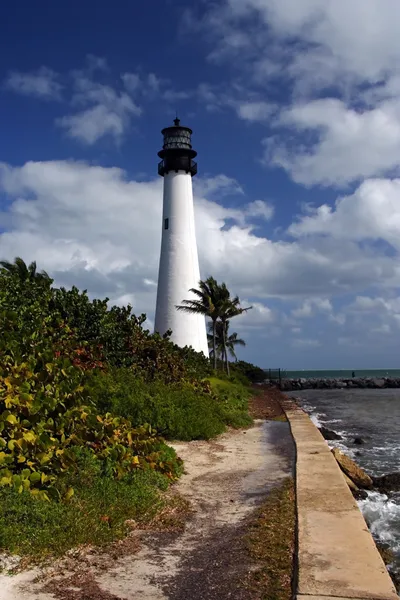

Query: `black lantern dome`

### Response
(158, 118, 197, 177)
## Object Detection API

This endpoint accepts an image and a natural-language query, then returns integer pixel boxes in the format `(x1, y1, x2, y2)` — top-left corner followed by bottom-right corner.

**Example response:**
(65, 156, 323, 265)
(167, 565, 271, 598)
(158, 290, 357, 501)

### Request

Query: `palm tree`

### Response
(219, 292, 252, 376)
(0, 257, 51, 283)
(176, 276, 223, 369)
(177, 277, 252, 373)
(207, 320, 224, 362)
(207, 320, 246, 362)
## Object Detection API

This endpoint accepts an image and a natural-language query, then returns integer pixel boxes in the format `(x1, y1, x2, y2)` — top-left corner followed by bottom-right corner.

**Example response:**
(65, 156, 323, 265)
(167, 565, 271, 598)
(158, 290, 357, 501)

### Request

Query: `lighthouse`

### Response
(154, 118, 209, 356)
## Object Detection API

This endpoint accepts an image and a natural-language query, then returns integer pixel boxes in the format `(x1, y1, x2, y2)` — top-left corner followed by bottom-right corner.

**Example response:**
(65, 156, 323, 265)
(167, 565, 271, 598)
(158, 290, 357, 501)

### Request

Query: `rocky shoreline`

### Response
(279, 376, 400, 391)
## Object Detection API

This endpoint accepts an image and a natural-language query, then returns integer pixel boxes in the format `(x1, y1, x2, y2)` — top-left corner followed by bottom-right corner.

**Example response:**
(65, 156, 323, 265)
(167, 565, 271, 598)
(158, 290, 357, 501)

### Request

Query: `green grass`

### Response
(206, 377, 253, 429)
(0, 448, 184, 561)
(87, 369, 252, 441)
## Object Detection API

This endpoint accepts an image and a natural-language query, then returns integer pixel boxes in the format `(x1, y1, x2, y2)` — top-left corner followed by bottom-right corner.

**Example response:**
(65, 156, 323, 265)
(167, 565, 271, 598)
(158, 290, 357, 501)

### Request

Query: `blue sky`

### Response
(1, 0, 400, 369)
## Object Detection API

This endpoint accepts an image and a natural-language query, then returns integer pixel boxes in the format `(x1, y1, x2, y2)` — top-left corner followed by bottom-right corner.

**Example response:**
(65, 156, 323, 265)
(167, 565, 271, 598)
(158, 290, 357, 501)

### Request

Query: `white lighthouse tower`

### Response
(154, 118, 209, 356)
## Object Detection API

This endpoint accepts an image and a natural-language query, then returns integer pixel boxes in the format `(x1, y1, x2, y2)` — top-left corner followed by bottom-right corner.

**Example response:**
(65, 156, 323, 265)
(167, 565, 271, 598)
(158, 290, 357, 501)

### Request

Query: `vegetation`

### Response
(208, 320, 246, 362)
(0, 461, 176, 559)
(245, 478, 295, 600)
(177, 276, 251, 374)
(86, 369, 252, 440)
(0, 257, 51, 284)
(232, 360, 267, 384)
(0, 257, 255, 559)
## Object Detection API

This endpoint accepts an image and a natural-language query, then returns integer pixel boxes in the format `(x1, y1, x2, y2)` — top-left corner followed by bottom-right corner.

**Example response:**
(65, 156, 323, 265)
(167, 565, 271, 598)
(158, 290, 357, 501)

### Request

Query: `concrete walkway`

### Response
(283, 401, 398, 600)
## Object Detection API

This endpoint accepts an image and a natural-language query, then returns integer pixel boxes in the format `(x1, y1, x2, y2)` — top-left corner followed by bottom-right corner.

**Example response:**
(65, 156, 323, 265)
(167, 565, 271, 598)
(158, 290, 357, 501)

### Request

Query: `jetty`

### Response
(280, 376, 400, 391)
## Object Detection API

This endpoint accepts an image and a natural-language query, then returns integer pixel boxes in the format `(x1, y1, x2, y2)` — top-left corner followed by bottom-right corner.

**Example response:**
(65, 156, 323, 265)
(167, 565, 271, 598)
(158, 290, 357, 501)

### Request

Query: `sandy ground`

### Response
(1, 418, 294, 600)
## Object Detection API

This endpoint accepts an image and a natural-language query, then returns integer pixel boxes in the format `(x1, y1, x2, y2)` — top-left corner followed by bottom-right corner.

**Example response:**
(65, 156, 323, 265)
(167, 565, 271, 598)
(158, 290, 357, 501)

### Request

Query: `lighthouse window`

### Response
(164, 218, 169, 230)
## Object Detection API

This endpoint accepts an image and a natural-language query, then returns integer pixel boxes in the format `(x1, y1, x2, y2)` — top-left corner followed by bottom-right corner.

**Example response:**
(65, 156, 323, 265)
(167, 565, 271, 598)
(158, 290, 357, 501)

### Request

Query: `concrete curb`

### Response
(282, 401, 398, 600)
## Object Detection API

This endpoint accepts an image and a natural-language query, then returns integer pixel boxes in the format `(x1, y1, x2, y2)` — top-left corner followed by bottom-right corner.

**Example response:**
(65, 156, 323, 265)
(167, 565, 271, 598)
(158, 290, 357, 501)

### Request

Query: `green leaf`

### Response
(29, 471, 41, 483)
(5, 414, 17, 425)
(23, 431, 36, 443)
(12, 474, 22, 487)
(64, 487, 74, 501)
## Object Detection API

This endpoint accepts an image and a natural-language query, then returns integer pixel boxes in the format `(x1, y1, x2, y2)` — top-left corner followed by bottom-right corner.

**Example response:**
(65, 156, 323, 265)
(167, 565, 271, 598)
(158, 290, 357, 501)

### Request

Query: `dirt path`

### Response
(1, 418, 294, 600)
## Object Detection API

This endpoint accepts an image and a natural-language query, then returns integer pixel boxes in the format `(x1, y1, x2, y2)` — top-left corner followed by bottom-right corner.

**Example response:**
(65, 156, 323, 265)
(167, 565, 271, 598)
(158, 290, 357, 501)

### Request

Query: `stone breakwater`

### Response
(279, 376, 400, 391)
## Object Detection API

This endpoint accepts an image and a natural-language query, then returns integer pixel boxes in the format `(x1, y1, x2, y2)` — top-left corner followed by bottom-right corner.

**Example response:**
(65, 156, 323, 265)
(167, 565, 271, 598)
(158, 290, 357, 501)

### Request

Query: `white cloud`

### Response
(192, 1, 400, 190)
(266, 98, 400, 187)
(202, 0, 400, 91)
(291, 298, 332, 319)
(350, 295, 400, 318)
(121, 73, 141, 93)
(234, 301, 275, 330)
(292, 302, 312, 319)
(4, 67, 62, 100)
(262, 0, 400, 87)
(58, 103, 138, 145)
(288, 178, 400, 252)
(58, 74, 141, 145)
(121, 72, 162, 96)
(237, 102, 275, 122)
(244, 200, 274, 221)
(194, 174, 244, 198)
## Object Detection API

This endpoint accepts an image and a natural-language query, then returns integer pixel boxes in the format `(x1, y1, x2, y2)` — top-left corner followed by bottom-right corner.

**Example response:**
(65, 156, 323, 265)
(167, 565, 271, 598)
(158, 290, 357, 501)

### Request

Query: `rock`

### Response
(353, 437, 365, 445)
(373, 472, 400, 493)
(353, 489, 369, 500)
(343, 472, 359, 492)
(371, 378, 386, 388)
(331, 447, 373, 489)
(319, 426, 342, 441)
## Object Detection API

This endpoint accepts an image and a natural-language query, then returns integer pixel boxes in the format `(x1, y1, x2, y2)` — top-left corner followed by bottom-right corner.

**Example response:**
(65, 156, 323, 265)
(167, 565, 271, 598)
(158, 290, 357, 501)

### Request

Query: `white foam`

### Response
(310, 412, 324, 428)
(358, 491, 400, 556)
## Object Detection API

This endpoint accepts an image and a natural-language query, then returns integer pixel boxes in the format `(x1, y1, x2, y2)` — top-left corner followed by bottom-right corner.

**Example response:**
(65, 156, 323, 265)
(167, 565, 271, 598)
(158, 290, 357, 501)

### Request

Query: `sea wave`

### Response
(358, 491, 400, 557)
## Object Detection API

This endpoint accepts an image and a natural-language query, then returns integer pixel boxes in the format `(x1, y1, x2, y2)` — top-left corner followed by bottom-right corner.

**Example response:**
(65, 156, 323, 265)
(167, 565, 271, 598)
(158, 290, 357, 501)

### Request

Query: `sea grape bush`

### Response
(0, 271, 207, 500)
(49, 285, 212, 382)
(0, 319, 181, 500)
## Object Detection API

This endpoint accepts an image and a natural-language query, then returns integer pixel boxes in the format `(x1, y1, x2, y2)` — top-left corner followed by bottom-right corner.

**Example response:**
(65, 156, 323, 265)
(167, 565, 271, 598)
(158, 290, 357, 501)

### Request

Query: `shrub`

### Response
(206, 377, 253, 429)
(0, 341, 182, 500)
(87, 369, 252, 440)
(50, 285, 212, 382)
(231, 360, 266, 383)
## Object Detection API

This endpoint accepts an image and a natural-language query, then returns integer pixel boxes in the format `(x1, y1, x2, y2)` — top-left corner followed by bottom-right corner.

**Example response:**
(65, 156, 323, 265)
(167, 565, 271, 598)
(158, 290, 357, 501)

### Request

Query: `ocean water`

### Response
(294, 388, 400, 585)
(285, 369, 400, 379)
